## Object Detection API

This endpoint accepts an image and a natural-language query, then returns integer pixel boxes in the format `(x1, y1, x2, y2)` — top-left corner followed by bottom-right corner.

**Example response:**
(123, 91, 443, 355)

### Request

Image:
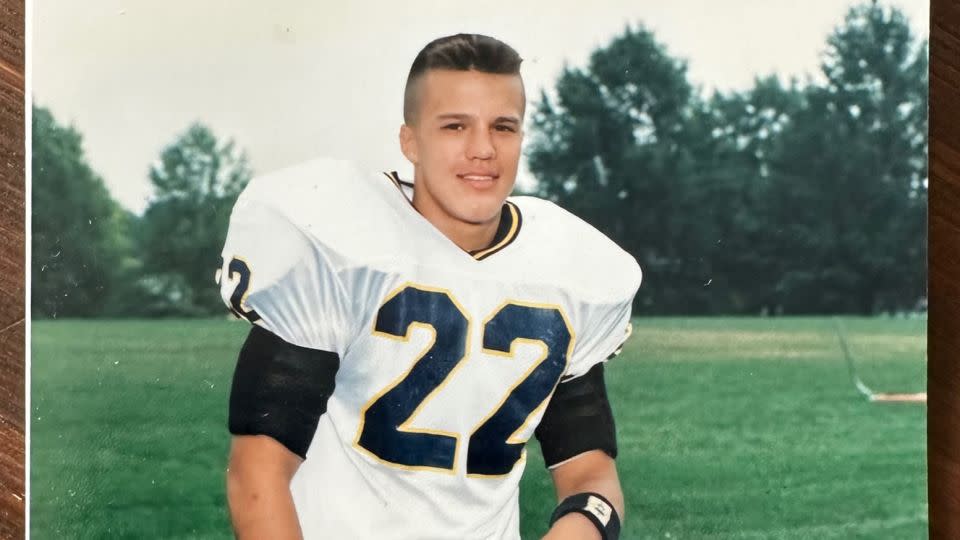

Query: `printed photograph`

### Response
(29, 1, 928, 538)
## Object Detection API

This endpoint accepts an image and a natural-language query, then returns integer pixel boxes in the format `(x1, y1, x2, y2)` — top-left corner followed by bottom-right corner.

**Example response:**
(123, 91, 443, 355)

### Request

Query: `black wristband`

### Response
(549, 492, 621, 540)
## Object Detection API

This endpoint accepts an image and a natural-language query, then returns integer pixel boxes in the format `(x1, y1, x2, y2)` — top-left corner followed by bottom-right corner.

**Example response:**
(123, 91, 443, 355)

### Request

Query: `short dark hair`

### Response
(403, 33, 524, 124)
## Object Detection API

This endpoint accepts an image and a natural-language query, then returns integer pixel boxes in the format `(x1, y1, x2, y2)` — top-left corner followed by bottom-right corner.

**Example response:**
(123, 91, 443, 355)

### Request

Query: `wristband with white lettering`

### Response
(548, 492, 620, 540)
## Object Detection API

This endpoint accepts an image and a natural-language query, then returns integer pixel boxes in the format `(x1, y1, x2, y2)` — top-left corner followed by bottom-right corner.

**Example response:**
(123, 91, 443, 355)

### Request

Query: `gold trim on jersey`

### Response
(466, 299, 576, 479)
(381, 172, 523, 261)
(470, 201, 522, 261)
(382, 171, 403, 191)
(607, 321, 634, 360)
(352, 282, 471, 475)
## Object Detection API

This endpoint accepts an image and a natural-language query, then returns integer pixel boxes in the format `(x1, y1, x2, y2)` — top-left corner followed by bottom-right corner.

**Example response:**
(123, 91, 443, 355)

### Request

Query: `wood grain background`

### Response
(0, 0, 23, 537)
(0, 0, 956, 539)
(929, 0, 960, 538)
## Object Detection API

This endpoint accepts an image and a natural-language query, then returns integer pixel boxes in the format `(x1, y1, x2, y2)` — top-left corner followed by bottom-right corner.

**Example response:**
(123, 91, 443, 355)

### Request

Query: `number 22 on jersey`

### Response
(355, 284, 574, 477)
(218, 259, 575, 477)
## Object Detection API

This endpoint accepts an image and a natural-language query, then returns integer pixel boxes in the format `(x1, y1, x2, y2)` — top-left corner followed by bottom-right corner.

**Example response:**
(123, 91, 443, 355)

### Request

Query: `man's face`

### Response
(400, 69, 525, 227)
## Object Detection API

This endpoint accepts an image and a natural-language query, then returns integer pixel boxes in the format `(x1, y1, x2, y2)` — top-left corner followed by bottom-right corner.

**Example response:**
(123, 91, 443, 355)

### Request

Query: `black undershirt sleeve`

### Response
(228, 325, 341, 459)
(534, 362, 617, 468)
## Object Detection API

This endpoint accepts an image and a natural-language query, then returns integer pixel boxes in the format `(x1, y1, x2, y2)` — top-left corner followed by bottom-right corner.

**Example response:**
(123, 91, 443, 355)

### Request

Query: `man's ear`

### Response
(399, 124, 419, 165)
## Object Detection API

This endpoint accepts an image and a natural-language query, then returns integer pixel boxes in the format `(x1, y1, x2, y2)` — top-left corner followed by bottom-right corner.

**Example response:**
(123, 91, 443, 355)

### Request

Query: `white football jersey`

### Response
(218, 158, 641, 540)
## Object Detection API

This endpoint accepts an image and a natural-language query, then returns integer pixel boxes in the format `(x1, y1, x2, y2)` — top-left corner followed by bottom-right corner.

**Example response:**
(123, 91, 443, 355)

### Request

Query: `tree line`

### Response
(32, 117, 251, 318)
(32, 2, 926, 318)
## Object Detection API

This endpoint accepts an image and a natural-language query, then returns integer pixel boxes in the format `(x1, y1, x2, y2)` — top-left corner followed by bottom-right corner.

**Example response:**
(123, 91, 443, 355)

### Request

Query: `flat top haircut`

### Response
(403, 33, 524, 125)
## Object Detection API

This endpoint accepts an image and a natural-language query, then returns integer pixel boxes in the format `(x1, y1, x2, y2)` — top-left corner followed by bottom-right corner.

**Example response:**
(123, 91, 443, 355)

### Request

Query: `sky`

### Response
(31, 0, 929, 214)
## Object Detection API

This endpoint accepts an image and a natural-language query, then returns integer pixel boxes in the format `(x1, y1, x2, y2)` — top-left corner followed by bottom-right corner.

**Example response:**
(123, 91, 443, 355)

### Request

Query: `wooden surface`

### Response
(0, 0, 23, 537)
(929, 0, 960, 538)
(0, 2, 952, 539)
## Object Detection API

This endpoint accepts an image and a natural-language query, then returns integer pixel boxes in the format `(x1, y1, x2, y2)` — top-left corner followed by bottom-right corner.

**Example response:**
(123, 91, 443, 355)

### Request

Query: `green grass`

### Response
(31, 317, 927, 539)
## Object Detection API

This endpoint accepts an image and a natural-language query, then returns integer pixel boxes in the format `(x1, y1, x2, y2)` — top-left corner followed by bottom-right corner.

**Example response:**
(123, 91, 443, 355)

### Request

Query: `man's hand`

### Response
(227, 434, 305, 540)
(541, 450, 624, 540)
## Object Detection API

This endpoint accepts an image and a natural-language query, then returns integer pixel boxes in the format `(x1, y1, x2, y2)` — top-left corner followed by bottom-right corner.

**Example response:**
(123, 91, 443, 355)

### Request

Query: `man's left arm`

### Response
(543, 450, 624, 539)
(535, 363, 624, 540)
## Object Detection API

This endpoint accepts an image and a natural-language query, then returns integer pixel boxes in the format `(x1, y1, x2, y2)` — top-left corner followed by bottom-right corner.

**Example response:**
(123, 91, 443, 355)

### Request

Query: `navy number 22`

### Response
(355, 284, 572, 476)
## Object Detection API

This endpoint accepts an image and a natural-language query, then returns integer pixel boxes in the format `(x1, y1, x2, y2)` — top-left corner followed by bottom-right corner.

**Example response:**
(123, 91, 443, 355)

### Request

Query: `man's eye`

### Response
(443, 124, 464, 131)
(495, 125, 517, 132)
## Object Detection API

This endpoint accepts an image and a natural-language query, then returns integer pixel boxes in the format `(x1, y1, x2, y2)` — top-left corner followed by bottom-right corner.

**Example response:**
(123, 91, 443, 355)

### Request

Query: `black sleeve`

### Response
(534, 362, 617, 468)
(228, 325, 341, 459)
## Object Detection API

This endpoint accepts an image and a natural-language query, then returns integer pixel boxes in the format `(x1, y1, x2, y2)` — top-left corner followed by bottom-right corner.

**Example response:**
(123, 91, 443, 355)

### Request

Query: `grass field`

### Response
(31, 317, 926, 539)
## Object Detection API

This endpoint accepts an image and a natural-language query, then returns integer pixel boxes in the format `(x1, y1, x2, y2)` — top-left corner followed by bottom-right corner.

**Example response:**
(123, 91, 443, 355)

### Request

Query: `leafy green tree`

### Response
(704, 77, 807, 313)
(526, 27, 801, 314)
(528, 2, 926, 315)
(763, 2, 927, 313)
(139, 123, 252, 316)
(528, 24, 722, 314)
(31, 105, 131, 318)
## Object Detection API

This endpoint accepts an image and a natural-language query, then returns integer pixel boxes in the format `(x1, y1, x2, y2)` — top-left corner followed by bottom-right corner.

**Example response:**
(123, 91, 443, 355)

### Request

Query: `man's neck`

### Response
(412, 192, 502, 253)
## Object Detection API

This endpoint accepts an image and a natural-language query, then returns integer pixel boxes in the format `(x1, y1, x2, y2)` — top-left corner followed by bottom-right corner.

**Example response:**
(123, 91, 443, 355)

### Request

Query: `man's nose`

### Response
(466, 128, 495, 160)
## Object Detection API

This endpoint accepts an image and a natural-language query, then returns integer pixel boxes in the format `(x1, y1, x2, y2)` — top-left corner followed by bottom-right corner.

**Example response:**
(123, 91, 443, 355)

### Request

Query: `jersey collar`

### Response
(383, 171, 522, 261)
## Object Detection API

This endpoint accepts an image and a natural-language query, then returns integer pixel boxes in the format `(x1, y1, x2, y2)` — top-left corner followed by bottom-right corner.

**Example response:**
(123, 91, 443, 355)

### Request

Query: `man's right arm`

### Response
(218, 189, 349, 538)
(224, 326, 342, 539)
(227, 435, 304, 539)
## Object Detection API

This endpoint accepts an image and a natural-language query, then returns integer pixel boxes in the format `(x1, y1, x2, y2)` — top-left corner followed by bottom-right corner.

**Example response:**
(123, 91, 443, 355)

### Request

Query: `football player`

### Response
(218, 34, 641, 540)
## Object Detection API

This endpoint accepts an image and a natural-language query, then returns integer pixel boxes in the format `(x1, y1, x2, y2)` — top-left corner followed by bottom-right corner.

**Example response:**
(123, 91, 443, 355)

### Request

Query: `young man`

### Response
(218, 34, 641, 539)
